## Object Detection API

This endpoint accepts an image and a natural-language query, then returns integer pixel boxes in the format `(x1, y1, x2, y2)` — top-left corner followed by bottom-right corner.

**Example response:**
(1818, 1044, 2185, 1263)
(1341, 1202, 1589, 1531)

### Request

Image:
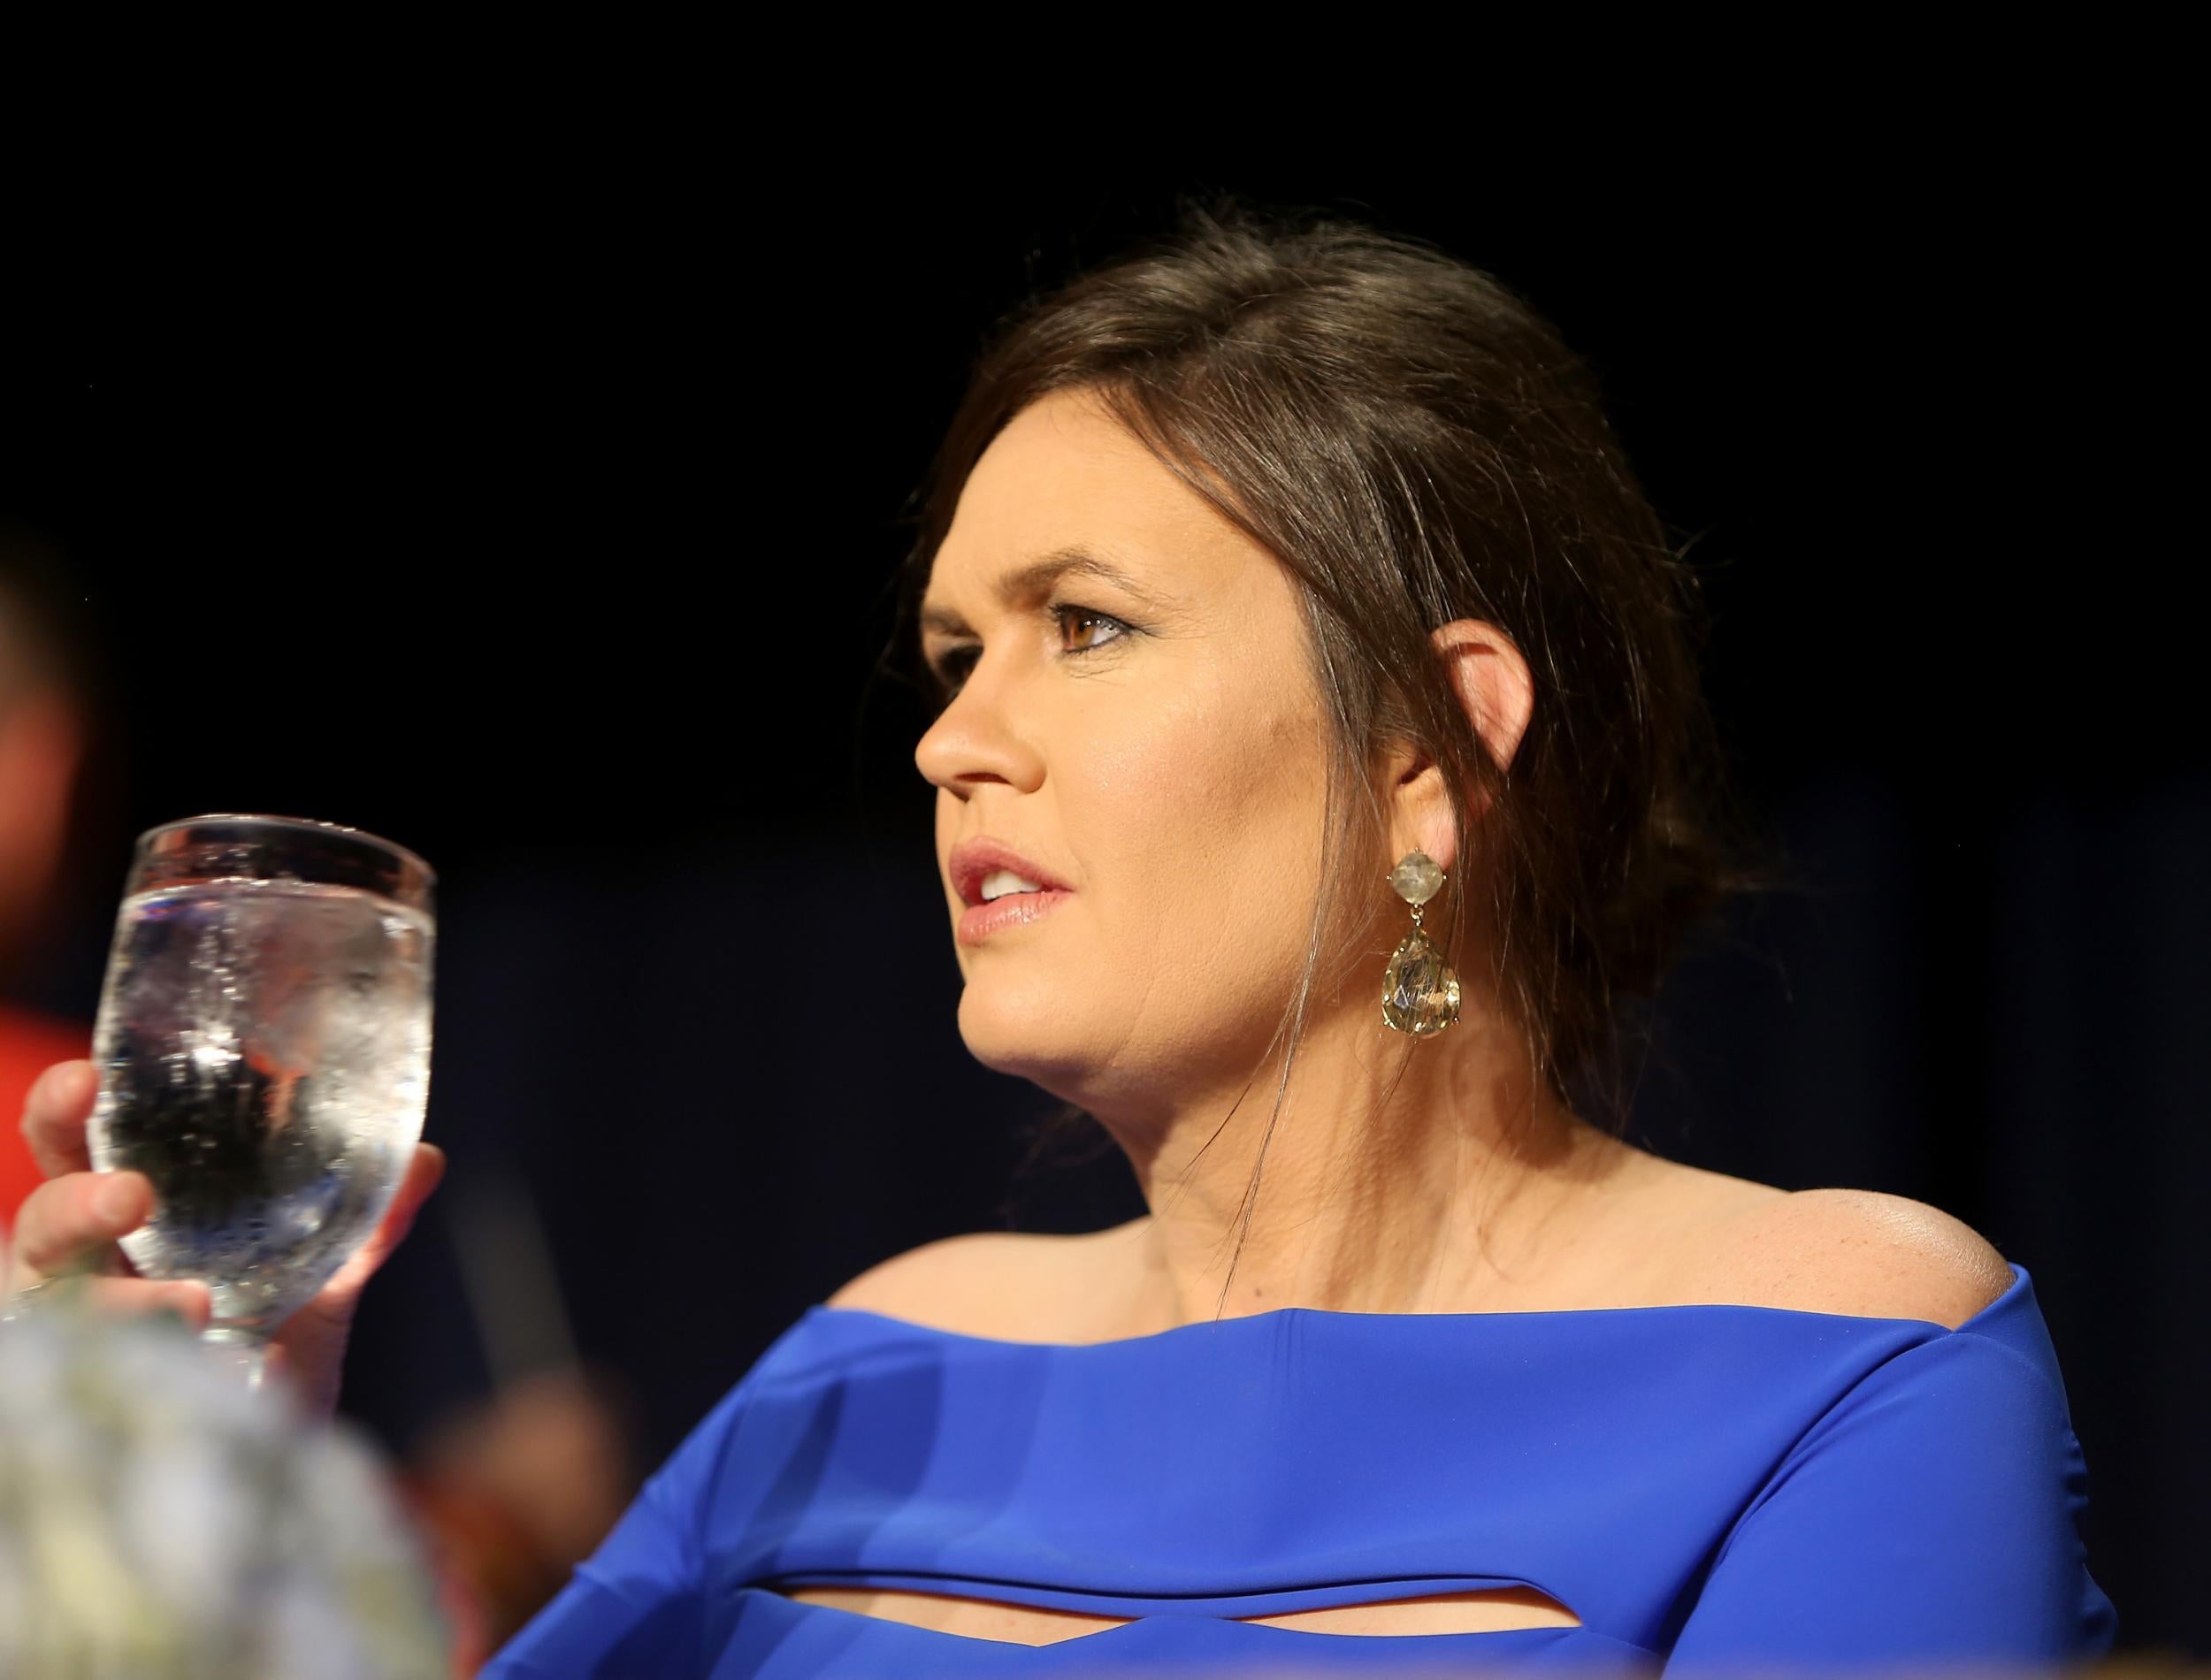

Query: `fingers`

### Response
(314, 1142, 447, 1305)
(20, 1059, 97, 1180)
(4, 1274, 213, 1331)
(73, 1274, 214, 1333)
(9, 1169, 151, 1280)
(359, 1142, 447, 1271)
(394, 1142, 447, 1234)
(269, 1142, 447, 1426)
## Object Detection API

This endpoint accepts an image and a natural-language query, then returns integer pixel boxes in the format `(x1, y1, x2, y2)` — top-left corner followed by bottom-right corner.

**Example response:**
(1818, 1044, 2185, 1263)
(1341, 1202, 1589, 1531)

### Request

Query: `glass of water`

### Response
(86, 814, 435, 1387)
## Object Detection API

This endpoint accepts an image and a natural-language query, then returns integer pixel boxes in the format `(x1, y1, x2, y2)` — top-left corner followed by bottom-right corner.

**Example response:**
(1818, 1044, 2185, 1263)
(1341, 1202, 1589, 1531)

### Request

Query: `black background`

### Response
(4, 131, 2200, 1658)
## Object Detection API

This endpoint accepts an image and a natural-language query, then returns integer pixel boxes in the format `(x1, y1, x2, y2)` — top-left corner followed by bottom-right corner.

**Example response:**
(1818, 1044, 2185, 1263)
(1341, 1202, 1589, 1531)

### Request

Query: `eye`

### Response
(1052, 601, 1130, 655)
(924, 601, 1133, 699)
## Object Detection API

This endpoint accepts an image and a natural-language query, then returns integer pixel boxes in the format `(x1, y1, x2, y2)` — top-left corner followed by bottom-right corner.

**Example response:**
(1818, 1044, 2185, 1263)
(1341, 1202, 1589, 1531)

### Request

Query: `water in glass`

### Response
(88, 876, 432, 1341)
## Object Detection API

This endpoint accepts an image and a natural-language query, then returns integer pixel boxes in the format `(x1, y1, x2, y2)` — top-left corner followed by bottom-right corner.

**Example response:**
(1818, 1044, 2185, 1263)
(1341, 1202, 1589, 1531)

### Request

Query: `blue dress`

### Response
(485, 1260, 2115, 1676)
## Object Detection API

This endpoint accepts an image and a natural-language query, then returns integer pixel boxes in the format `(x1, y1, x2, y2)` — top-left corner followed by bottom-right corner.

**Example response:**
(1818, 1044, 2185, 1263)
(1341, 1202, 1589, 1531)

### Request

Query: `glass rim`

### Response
(134, 813, 438, 887)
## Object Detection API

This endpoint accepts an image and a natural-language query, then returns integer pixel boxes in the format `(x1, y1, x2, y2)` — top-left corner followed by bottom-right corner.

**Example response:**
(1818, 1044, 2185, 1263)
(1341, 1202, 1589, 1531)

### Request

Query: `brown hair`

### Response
(879, 193, 1779, 1297)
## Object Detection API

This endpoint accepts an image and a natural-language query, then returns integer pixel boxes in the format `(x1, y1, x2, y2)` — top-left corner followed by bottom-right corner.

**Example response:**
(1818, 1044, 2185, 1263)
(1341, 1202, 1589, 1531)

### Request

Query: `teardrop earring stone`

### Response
(1382, 925, 1462, 1036)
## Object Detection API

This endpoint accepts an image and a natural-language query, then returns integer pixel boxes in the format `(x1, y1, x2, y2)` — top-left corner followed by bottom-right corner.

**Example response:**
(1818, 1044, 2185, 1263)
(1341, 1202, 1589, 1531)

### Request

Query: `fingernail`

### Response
(94, 1175, 141, 1226)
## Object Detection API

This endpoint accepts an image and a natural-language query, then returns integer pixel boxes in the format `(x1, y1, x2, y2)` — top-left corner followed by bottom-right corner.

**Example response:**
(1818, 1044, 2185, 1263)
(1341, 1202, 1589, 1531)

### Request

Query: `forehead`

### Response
(923, 389, 1259, 616)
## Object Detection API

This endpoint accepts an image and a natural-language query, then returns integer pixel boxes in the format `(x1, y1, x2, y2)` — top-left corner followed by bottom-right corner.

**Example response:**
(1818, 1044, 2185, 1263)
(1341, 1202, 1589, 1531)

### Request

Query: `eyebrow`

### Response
(918, 545, 1171, 638)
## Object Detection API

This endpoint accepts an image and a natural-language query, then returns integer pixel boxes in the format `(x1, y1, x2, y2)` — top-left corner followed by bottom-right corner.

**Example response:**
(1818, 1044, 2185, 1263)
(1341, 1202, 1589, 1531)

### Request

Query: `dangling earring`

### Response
(1381, 848, 1461, 1038)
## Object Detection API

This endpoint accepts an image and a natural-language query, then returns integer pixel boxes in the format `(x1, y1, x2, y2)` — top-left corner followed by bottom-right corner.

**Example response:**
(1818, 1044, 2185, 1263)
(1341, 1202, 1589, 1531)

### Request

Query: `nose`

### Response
(914, 665, 1041, 798)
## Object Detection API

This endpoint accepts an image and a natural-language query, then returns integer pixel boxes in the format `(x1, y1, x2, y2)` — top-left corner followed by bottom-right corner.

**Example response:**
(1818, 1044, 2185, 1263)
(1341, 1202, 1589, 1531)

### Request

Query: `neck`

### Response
(1082, 981, 1637, 1332)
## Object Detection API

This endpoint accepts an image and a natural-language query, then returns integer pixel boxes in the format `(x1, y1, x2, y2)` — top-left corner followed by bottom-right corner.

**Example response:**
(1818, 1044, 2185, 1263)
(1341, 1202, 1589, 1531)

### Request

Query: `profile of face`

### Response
(915, 389, 1370, 1125)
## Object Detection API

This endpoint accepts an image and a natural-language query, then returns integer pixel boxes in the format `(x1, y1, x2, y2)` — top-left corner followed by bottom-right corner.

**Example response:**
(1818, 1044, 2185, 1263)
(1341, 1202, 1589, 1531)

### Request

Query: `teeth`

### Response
(979, 867, 1044, 902)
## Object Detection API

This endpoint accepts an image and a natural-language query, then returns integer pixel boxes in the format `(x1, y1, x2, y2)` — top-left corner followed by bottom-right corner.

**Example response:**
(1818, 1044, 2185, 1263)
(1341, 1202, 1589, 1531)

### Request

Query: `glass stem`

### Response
(199, 1324, 272, 1391)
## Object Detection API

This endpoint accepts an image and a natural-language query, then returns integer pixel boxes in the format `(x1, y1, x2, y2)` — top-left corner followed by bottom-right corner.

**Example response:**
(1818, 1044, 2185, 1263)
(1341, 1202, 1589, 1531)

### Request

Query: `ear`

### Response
(1385, 619, 1534, 877)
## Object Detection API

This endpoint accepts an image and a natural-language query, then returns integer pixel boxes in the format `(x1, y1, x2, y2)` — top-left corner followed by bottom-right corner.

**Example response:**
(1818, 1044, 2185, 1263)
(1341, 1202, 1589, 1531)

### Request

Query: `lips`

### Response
(948, 836, 1074, 909)
(947, 836, 1075, 950)
(955, 885, 1073, 947)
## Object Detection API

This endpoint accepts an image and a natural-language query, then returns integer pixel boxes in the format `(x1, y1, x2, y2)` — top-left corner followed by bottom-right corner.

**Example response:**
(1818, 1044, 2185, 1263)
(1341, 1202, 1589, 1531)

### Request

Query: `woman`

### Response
(9, 198, 2116, 1676)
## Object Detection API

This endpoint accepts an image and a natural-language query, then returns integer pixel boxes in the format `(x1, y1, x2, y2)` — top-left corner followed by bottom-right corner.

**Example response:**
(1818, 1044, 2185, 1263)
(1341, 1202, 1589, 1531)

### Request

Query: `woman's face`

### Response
(915, 388, 1349, 1119)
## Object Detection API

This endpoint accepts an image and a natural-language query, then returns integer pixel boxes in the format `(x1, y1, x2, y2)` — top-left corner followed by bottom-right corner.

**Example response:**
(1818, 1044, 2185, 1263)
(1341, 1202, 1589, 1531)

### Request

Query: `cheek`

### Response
(1061, 685, 1330, 1004)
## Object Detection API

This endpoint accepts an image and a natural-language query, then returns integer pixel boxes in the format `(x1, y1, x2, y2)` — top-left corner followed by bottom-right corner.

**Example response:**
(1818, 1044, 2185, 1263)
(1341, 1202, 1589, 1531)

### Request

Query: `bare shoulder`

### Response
(1694, 1187, 2016, 1330)
(823, 1229, 1071, 1338)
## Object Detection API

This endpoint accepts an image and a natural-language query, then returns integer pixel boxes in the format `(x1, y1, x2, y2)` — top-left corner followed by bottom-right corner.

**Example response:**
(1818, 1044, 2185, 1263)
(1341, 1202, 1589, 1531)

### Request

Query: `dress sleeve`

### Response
(1663, 1328, 2119, 1675)
(478, 1352, 769, 1678)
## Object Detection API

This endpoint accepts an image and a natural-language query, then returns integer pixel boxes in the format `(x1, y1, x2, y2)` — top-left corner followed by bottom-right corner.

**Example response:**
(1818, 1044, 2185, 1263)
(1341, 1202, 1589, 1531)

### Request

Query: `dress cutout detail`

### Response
(486, 1262, 2117, 1676)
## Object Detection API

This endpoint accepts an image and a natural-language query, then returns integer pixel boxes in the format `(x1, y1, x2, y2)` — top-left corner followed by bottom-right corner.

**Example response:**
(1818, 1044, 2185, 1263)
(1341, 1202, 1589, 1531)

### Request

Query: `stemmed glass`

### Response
(84, 814, 435, 1387)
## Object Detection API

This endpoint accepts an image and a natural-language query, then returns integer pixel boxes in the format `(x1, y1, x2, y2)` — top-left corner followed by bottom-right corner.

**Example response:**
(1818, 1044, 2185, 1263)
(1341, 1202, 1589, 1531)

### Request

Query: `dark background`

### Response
(4, 153, 2200, 1660)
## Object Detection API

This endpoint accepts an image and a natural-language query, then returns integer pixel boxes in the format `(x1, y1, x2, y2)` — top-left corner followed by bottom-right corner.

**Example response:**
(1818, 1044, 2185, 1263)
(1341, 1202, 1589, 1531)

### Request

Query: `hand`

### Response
(7, 1059, 446, 1424)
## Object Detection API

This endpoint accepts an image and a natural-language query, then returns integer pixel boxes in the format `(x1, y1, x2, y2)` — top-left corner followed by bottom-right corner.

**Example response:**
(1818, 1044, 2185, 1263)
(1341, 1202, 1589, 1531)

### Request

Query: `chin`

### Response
(955, 984, 1095, 1085)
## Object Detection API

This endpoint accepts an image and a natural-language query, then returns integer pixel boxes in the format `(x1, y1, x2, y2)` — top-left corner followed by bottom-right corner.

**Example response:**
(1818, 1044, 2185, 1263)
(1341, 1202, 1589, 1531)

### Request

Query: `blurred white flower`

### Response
(0, 1281, 448, 1679)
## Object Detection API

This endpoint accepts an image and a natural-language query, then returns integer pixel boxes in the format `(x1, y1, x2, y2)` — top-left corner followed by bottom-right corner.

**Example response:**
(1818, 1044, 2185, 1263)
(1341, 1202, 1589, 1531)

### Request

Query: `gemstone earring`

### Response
(1381, 848, 1462, 1038)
